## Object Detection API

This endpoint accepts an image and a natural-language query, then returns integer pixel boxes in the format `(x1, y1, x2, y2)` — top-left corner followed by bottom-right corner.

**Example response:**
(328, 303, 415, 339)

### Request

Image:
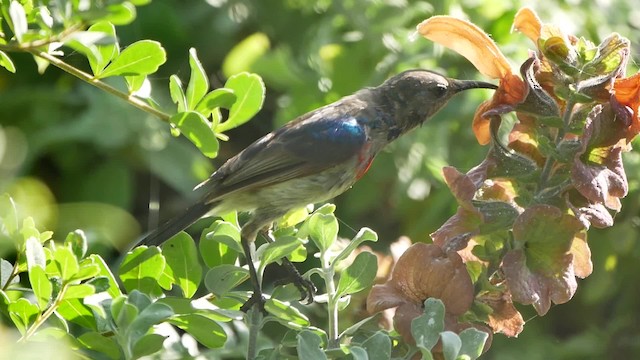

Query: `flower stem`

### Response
(26, 49, 171, 123)
(322, 257, 339, 349)
(538, 98, 576, 188)
(19, 283, 68, 342)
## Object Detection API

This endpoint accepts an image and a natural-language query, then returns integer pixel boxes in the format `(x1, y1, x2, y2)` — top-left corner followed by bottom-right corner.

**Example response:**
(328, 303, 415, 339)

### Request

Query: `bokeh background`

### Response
(1, 0, 639, 358)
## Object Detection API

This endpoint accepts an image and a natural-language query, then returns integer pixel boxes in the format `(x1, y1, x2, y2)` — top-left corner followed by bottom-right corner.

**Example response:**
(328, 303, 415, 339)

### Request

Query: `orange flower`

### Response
(611, 72, 640, 140)
(417, 17, 526, 145)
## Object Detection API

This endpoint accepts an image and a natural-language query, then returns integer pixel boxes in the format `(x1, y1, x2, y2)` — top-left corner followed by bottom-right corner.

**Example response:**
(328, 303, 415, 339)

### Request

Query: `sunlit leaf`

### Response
(204, 264, 248, 297)
(9, 1, 28, 43)
(169, 314, 227, 349)
(217, 73, 265, 132)
(8, 298, 39, 334)
(29, 265, 52, 309)
(162, 232, 202, 298)
(170, 111, 219, 158)
(99, 40, 166, 78)
(87, 21, 119, 76)
(119, 246, 166, 297)
(0, 50, 16, 73)
(335, 252, 377, 298)
(186, 48, 209, 109)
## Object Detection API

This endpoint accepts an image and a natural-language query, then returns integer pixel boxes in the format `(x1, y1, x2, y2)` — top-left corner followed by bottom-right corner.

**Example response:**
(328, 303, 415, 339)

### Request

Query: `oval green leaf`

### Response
(99, 40, 166, 78)
(162, 232, 202, 298)
(335, 251, 377, 298)
(216, 72, 265, 132)
(170, 111, 219, 158)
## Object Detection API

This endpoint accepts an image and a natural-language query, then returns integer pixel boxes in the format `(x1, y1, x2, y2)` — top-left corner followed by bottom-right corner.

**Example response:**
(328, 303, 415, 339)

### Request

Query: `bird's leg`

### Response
(239, 235, 265, 313)
(262, 229, 316, 304)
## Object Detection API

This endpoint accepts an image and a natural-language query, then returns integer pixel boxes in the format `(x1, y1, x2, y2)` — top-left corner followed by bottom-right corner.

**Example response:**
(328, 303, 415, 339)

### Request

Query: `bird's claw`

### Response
(277, 259, 316, 304)
(294, 276, 316, 304)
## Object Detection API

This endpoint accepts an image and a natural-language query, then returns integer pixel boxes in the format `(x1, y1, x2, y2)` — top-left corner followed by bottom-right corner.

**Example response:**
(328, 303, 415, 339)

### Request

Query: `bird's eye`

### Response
(433, 83, 448, 98)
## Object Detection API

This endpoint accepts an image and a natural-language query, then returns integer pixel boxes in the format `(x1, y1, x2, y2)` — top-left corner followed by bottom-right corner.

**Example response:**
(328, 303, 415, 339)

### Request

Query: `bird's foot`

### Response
(277, 258, 316, 304)
(240, 291, 267, 313)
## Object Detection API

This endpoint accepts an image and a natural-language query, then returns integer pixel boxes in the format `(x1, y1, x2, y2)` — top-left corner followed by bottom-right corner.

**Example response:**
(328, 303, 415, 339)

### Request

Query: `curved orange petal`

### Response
(473, 101, 493, 145)
(417, 16, 512, 79)
(472, 74, 527, 145)
(512, 8, 542, 43)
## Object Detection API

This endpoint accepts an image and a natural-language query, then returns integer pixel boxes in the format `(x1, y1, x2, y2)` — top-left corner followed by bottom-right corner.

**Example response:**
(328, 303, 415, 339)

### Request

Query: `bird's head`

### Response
(375, 69, 497, 140)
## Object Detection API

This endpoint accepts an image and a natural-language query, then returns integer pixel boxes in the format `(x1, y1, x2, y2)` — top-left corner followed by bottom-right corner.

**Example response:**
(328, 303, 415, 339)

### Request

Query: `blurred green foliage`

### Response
(1, 0, 639, 358)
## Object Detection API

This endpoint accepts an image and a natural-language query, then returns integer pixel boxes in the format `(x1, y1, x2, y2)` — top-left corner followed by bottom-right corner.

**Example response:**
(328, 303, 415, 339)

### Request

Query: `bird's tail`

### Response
(134, 200, 214, 248)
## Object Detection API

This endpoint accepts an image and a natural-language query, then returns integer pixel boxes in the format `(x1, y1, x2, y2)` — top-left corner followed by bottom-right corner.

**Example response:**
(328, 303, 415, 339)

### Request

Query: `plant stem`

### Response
(538, 98, 576, 187)
(322, 256, 339, 349)
(26, 49, 171, 123)
(19, 284, 68, 342)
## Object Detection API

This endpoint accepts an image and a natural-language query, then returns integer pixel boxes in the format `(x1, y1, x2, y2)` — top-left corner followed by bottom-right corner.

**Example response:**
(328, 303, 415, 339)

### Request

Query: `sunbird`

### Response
(135, 70, 496, 310)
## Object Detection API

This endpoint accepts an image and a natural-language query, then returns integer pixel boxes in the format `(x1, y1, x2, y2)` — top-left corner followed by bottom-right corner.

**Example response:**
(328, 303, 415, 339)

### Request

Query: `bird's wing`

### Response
(200, 109, 368, 199)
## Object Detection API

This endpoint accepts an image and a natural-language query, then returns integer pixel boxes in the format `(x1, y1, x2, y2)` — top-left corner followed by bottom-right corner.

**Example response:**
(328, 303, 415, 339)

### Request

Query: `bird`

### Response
(134, 69, 496, 311)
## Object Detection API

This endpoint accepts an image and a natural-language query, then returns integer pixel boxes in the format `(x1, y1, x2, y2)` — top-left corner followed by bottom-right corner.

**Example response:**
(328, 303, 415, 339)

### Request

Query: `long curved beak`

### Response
(450, 79, 498, 92)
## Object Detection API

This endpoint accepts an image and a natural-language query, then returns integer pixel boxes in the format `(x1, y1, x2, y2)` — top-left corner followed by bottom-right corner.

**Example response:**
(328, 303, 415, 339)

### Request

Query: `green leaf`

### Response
(63, 284, 96, 299)
(0, 259, 18, 288)
(78, 331, 121, 360)
(170, 111, 219, 158)
(29, 265, 52, 309)
(119, 246, 166, 297)
(296, 330, 327, 360)
(195, 88, 237, 118)
(132, 333, 166, 359)
(125, 75, 148, 94)
(361, 331, 392, 360)
(412, 298, 445, 353)
(349, 346, 368, 360)
(200, 221, 239, 268)
(99, 40, 166, 78)
(512, 205, 583, 275)
(265, 298, 310, 326)
(440, 331, 462, 360)
(217, 73, 265, 132)
(458, 328, 489, 360)
(87, 21, 119, 76)
(335, 252, 377, 298)
(71, 260, 100, 282)
(64, 31, 111, 74)
(127, 302, 174, 348)
(204, 264, 248, 297)
(57, 298, 97, 330)
(307, 212, 338, 253)
(186, 48, 209, 109)
(25, 236, 46, 270)
(54, 246, 80, 282)
(339, 314, 380, 339)
(9, 1, 27, 43)
(260, 236, 304, 269)
(9, 298, 39, 334)
(169, 314, 227, 349)
(0, 50, 16, 73)
(162, 232, 202, 298)
(104, 3, 136, 25)
(65, 230, 88, 260)
(90, 254, 123, 298)
(332, 227, 378, 266)
(169, 74, 187, 113)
